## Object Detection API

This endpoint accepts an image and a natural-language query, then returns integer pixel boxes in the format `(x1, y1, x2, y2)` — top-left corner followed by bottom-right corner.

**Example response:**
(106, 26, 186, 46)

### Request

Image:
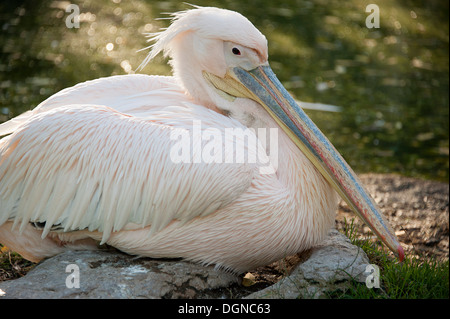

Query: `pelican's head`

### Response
(140, 7, 268, 108)
(141, 6, 404, 261)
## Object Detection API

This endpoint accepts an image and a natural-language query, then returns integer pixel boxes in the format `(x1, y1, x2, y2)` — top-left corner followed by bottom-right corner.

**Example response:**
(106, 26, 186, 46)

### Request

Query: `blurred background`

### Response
(0, 0, 448, 181)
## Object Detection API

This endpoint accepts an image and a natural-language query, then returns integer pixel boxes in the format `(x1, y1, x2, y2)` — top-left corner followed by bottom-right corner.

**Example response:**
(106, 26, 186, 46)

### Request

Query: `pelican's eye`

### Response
(232, 47, 241, 55)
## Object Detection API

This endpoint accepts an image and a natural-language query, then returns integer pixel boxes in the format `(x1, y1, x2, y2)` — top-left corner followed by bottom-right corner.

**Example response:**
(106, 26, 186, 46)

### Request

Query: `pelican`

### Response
(0, 7, 404, 273)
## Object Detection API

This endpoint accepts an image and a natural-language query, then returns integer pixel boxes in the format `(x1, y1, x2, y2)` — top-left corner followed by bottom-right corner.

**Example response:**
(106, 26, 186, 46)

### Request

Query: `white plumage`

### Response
(0, 72, 336, 271)
(0, 7, 402, 272)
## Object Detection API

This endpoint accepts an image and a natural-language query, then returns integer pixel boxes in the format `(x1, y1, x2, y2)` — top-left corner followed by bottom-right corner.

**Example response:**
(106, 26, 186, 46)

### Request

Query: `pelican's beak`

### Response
(206, 64, 404, 261)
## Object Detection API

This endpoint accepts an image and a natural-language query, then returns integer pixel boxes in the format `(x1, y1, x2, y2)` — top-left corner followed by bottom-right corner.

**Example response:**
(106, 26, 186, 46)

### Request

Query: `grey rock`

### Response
(245, 229, 370, 299)
(0, 229, 370, 299)
(2, 173, 446, 299)
(0, 250, 238, 299)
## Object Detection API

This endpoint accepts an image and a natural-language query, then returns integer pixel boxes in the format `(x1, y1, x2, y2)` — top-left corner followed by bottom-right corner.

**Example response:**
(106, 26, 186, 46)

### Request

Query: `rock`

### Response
(1, 173, 447, 299)
(0, 250, 238, 299)
(245, 229, 370, 299)
(0, 229, 370, 299)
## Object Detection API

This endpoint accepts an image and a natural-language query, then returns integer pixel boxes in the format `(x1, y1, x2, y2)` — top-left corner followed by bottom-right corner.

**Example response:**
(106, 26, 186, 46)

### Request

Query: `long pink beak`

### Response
(233, 65, 404, 261)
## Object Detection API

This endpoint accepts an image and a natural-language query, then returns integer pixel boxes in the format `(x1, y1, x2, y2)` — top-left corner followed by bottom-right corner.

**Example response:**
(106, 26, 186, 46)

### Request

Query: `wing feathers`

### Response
(0, 102, 257, 242)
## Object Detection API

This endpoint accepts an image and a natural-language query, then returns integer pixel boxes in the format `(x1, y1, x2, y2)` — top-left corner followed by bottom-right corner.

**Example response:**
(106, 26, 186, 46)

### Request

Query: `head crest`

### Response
(137, 6, 267, 71)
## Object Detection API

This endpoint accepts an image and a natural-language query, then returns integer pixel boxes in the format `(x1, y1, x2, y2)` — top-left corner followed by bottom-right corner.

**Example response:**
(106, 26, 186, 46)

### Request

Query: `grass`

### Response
(0, 245, 35, 282)
(330, 218, 449, 299)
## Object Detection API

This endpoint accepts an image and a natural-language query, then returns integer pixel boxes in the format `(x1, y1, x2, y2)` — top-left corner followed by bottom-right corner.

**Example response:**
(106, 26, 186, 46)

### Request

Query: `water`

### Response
(0, 0, 448, 181)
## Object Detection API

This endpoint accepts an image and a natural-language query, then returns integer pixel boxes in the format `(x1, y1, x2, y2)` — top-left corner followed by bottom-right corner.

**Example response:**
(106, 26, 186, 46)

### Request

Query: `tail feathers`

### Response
(0, 221, 66, 262)
(0, 110, 34, 137)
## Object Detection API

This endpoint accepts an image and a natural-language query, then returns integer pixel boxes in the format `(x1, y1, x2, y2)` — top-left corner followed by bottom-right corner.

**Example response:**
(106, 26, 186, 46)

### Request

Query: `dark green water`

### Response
(0, 0, 448, 181)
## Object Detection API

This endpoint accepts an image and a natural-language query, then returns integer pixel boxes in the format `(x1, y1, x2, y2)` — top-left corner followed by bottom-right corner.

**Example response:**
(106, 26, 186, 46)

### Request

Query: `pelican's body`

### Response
(0, 7, 402, 273)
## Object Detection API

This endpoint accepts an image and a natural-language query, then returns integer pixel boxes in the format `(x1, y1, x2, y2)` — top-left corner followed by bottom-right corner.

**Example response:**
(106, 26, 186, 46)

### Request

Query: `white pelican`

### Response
(0, 7, 403, 273)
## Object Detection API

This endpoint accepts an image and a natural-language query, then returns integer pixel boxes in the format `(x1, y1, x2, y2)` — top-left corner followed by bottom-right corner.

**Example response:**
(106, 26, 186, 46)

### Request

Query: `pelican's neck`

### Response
(228, 100, 318, 190)
(248, 106, 339, 240)
(170, 33, 224, 113)
(261, 113, 315, 189)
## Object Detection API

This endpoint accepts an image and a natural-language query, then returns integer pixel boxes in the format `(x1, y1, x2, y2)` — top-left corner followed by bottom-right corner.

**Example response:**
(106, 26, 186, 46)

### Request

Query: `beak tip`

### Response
(397, 245, 405, 262)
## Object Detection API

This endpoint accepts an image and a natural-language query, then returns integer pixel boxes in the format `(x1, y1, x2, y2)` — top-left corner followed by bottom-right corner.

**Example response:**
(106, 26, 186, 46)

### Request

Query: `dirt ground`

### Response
(335, 173, 449, 261)
(248, 173, 449, 287)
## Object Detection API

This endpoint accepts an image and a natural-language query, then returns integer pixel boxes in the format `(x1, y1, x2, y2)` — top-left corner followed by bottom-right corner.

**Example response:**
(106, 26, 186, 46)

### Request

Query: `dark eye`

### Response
(232, 47, 241, 55)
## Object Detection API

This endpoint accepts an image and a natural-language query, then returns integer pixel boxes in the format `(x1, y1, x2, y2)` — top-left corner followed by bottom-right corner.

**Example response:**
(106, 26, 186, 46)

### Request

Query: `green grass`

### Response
(0, 244, 35, 281)
(330, 218, 449, 299)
